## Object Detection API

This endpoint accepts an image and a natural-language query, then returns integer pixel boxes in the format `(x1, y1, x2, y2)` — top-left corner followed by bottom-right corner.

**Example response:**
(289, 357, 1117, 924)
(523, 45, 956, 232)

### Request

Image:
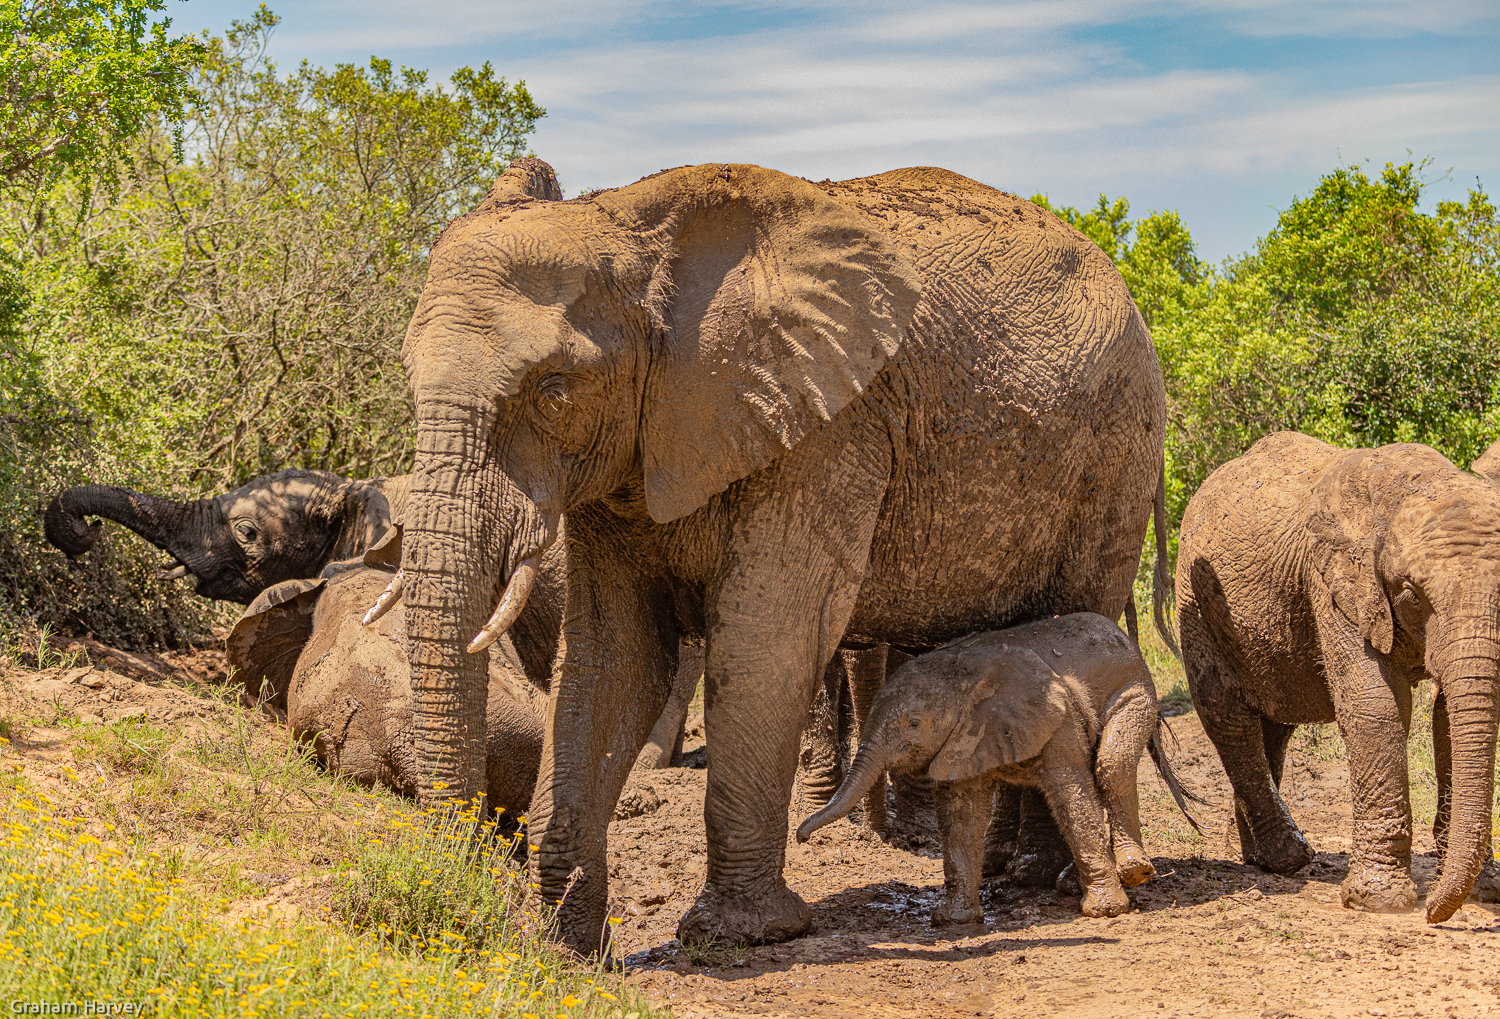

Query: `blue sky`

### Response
(164, 1, 1499, 263)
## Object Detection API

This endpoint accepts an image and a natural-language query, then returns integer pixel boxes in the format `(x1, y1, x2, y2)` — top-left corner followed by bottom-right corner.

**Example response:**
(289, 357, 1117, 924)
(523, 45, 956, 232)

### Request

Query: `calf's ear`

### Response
(225, 577, 326, 710)
(362, 523, 402, 572)
(928, 646, 1071, 783)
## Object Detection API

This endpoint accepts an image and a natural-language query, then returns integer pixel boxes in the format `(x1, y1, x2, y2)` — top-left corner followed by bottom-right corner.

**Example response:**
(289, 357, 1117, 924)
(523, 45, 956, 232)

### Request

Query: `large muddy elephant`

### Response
(45, 469, 410, 605)
(1176, 431, 1500, 923)
(388, 157, 1168, 951)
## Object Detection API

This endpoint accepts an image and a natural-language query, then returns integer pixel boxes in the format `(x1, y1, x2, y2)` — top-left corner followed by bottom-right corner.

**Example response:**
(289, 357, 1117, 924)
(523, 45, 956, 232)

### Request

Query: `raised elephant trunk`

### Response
(797, 744, 888, 843)
(45, 485, 212, 568)
(1426, 620, 1499, 923)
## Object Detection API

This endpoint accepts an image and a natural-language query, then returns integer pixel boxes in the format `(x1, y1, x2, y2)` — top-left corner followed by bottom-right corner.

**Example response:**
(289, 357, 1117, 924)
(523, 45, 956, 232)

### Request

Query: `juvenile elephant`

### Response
(798, 613, 1192, 922)
(387, 156, 1169, 950)
(46, 470, 410, 605)
(227, 567, 546, 812)
(1177, 432, 1500, 923)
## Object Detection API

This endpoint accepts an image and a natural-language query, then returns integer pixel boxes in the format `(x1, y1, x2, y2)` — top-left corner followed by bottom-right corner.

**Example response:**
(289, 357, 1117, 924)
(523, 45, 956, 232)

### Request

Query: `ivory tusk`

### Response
(362, 569, 404, 626)
(159, 565, 190, 581)
(468, 557, 538, 654)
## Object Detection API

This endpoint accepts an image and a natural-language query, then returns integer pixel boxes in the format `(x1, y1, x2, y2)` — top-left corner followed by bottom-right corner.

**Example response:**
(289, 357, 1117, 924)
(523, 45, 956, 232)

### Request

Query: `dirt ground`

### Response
(610, 716, 1500, 1019)
(4, 642, 1498, 1019)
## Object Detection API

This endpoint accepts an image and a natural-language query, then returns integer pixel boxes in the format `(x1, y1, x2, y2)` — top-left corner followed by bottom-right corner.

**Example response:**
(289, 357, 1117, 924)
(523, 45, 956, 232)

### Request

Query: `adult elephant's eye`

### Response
(235, 522, 258, 543)
(537, 376, 570, 418)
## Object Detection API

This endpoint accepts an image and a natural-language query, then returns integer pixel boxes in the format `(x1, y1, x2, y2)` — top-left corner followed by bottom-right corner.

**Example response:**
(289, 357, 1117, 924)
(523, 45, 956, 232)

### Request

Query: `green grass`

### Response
(0, 669, 666, 1019)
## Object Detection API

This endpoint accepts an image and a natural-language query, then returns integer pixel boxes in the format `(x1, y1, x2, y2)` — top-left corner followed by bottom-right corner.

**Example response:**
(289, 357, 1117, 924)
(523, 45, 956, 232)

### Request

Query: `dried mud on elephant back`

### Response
(608, 705, 1500, 1019)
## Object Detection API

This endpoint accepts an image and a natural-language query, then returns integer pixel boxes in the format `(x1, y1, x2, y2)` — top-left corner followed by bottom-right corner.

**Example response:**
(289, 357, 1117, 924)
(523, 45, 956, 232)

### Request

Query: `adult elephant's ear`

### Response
(928, 646, 1072, 783)
(1473, 439, 1500, 486)
(598, 164, 922, 524)
(225, 577, 325, 710)
(1308, 451, 1394, 655)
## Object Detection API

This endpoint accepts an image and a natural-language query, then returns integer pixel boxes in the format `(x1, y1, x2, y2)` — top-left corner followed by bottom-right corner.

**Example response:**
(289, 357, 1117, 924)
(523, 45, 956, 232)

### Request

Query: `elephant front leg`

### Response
(1327, 639, 1418, 913)
(677, 441, 887, 946)
(932, 776, 997, 926)
(527, 517, 680, 955)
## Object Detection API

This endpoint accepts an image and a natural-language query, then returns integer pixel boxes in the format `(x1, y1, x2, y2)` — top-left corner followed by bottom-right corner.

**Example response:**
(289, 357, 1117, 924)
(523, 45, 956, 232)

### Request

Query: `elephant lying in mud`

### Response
(1177, 432, 1500, 923)
(227, 566, 547, 811)
(798, 613, 1197, 922)
(46, 470, 411, 605)
(386, 156, 1171, 951)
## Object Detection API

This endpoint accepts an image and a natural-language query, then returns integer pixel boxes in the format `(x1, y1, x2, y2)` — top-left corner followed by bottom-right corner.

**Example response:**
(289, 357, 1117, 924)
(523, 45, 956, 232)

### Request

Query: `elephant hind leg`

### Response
(1037, 725, 1128, 918)
(1095, 676, 1157, 888)
(1187, 630, 1313, 875)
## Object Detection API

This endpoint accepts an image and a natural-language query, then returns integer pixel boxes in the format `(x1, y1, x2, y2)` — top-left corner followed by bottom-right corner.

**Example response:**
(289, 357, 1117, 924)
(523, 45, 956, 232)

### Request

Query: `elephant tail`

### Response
(1151, 460, 1182, 660)
(1147, 721, 1206, 834)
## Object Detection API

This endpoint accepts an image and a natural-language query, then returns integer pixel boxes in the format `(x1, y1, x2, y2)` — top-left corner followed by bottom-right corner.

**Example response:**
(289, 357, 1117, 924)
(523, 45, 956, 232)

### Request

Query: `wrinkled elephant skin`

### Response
(396, 158, 1168, 951)
(1177, 432, 1500, 923)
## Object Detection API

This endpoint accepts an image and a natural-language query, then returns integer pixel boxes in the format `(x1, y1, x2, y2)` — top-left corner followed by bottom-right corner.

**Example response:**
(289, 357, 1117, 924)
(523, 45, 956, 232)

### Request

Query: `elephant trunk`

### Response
(797, 743, 888, 843)
(45, 484, 210, 565)
(401, 398, 553, 806)
(1425, 620, 1499, 924)
(402, 400, 506, 806)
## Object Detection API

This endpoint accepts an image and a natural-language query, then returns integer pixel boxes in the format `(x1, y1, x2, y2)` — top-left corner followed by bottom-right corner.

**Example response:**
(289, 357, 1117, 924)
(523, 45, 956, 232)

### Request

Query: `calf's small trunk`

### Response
(797, 745, 888, 843)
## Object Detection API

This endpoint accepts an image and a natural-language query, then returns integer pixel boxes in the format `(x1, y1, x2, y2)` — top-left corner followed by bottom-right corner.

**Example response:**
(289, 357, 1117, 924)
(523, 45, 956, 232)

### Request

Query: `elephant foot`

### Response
(1116, 850, 1157, 889)
(1055, 862, 1083, 897)
(677, 882, 811, 946)
(931, 895, 984, 927)
(1007, 845, 1072, 888)
(1080, 881, 1130, 918)
(1237, 806, 1315, 876)
(1340, 861, 1418, 914)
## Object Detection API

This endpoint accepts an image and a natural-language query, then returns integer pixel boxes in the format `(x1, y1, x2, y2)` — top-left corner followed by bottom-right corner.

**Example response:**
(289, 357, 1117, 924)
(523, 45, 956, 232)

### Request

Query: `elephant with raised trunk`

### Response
(1177, 431, 1500, 923)
(45, 469, 409, 606)
(390, 157, 1169, 951)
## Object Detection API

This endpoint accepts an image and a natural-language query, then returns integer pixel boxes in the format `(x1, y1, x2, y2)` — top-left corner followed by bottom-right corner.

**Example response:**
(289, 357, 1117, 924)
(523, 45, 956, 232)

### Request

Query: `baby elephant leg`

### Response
(1038, 723, 1129, 917)
(932, 776, 997, 927)
(1096, 678, 1158, 888)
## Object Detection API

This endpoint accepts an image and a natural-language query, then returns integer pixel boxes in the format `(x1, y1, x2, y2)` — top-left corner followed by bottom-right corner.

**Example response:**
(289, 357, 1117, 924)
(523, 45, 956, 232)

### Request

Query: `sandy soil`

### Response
(4, 642, 1497, 1019)
(610, 719, 1500, 1019)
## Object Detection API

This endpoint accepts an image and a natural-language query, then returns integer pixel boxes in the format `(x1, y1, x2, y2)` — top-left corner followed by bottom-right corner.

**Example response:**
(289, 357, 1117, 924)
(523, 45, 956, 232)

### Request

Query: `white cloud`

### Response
(172, 0, 1499, 257)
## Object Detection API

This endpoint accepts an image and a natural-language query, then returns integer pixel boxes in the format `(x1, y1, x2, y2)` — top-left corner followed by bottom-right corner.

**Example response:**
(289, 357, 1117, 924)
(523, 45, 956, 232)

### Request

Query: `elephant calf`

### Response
(798, 613, 1194, 922)
(227, 567, 545, 813)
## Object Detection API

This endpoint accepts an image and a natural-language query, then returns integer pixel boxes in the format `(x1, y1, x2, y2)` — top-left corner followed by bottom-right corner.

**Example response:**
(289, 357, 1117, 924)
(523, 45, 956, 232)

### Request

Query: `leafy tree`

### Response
(1153, 162, 1499, 521)
(1, 0, 198, 195)
(1, 8, 544, 643)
